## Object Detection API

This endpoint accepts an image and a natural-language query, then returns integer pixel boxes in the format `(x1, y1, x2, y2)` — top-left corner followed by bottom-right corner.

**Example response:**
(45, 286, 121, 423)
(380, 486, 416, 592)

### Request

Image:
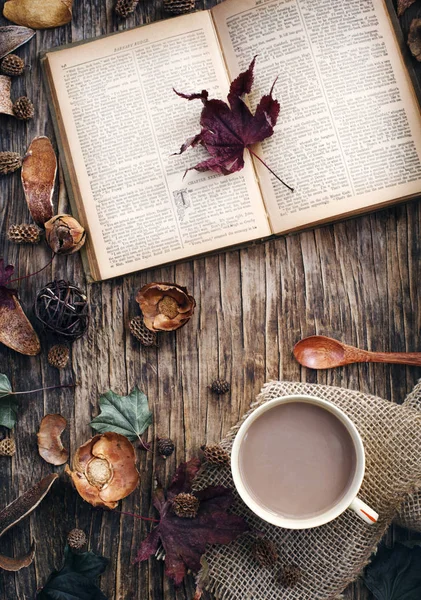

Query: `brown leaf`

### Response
(0, 25, 35, 59)
(37, 414, 69, 465)
(21, 136, 57, 226)
(0, 75, 13, 116)
(398, 0, 416, 16)
(0, 294, 41, 355)
(0, 541, 36, 572)
(408, 19, 421, 62)
(3, 0, 73, 29)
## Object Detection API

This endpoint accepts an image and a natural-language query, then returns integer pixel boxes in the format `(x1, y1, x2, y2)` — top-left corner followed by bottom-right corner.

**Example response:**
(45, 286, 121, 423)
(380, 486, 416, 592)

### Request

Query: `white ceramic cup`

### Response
(231, 395, 379, 529)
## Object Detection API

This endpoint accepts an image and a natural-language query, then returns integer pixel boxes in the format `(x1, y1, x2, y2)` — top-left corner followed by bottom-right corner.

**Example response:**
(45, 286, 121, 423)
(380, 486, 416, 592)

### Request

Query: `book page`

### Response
(45, 11, 270, 281)
(212, 0, 421, 233)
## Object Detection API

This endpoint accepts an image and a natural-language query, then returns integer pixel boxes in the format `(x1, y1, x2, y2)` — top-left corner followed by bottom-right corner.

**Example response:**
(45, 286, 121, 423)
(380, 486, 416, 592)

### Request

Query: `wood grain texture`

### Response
(0, 0, 421, 598)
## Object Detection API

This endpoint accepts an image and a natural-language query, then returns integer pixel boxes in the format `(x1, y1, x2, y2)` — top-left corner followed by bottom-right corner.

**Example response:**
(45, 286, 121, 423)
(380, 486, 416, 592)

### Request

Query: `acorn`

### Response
(0, 151, 22, 175)
(129, 316, 157, 347)
(201, 444, 230, 466)
(12, 96, 34, 120)
(67, 528, 87, 552)
(277, 564, 302, 588)
(157, 437, 175, 458)
(48, 344, 70, 369)
(251, 538, 278, 568)
(172, 493, 199, 518)
(209, 379, 230, 395)
(0, 438, 16, 456)
(1, 54, 24, 77)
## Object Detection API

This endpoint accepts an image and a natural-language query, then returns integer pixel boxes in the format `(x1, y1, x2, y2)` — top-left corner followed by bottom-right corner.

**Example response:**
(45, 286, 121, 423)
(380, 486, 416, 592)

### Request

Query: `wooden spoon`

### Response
(293, 335, 421, 369)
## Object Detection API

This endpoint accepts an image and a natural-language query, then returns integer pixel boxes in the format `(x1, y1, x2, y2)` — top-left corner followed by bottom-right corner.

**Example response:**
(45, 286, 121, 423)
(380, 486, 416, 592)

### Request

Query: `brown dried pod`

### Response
(1, 54, 25, 76)
(0, 439, 16, 456)
(12, 96, 34, 120)
(0, 151, 22, 175)
(0, 294, 41, 355)
(3, 0, 73, 29)
(0, 75, 14, 116)
(21, 136, 56, 226)
(0, 473, 58, 571)
(37, 414, 68, 466)
(136, 282, 196, 332)
(8, 223, 42, 244)
(115, 0, 139, 18)
(45, 214, 86, 255)
(163, 0, 195, 14)
(65, 432, 139, 509)
(0, 26, 35, 60)
(408, 19, 421, 62)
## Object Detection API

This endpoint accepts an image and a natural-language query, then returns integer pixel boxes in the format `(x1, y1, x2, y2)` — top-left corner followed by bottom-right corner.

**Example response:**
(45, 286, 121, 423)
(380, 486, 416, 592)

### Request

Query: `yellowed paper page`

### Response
(213, 0, 421, 233)
(45, 11, 270, 281)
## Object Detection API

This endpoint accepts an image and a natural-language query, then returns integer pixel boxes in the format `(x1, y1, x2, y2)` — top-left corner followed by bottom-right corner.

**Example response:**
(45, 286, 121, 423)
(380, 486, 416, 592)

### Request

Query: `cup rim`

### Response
(231, 394, 365, 529)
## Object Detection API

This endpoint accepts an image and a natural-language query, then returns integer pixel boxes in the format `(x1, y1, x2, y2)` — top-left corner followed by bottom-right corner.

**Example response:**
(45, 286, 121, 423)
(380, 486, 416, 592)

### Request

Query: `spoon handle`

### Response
(363, 351, 421, 366)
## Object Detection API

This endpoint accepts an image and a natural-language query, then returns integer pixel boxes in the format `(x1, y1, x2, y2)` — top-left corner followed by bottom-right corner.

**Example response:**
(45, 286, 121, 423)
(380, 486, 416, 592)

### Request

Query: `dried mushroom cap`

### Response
(408, 19, 421, 62)
(0, 295, 41, 355)
(21, 136, 56, 226)
(45, 214, 86, 255)
(0, 26, 35, 60)
(136, 282, 196, 332)
(37, 414, 69, 465)
(65, 432, 139, 509)
(0, 75, 14, 116)
(3, 0, 73, 29)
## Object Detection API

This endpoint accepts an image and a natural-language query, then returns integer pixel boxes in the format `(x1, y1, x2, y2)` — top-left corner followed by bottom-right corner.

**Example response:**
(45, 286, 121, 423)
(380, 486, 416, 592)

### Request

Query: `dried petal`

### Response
(0, 294, 41, 355)
(37, 414, 69, 466)
(0, 541, 36, 571)
(136, 282, 196, 332)
(0, 26, 35, 59)
(45, 214, 86, 254)
(0, 75, 14, 116)
(3, 0, 73, 29)
(21, 136, 56, 226)
(408, 19, 421, 62)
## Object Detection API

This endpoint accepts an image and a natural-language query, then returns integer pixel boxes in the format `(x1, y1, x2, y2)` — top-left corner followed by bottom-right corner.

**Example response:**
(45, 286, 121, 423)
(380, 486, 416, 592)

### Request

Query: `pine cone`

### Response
(201, 443, 230, 466)
(277, 564, 302, 588)
(129, 316, 157, 347)
(13, 96, 34, 120)
(8, 224, 42, 244)
(251, 538, 278, 568)
(1, 54, 25, 77)
(157, 437, 175, 458)
(164, 0, 195, 14)
(209, 379, 230, 395)
(0, 151, 22, 175)
(115, 0, 139, 17)
(67, 528, 87, 551)
(0, 439, 16, 456)
(172, 493, 199, 518)
(48, 344, 70, 369)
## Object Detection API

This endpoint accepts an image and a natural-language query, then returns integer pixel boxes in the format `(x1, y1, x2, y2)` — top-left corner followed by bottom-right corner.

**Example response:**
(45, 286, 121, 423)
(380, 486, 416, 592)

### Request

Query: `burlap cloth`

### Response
(193, 381, 421, 600)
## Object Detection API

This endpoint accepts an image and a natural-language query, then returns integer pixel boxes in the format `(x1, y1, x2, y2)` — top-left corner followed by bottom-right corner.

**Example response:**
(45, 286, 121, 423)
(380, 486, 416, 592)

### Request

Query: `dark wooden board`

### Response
(1, 0, 421, 598)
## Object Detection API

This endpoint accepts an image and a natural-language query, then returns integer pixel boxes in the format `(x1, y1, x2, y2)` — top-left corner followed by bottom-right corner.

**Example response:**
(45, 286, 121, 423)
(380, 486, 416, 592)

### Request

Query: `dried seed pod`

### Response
(37, 414, 68, 466)
(277, 564, 302, 588)
(129, 316, 157, 346)
(136, 282, 196, 332)
(172, 493, 200, 518)
(0, 151, 22, 175)
(115, 0, 139, 17)
(65, 432, 139, 509)
(0, 75, 14, 116)
(408, 19, 421, 62)
(0, 439, 16, 457)
(163, 0, 195, 14)
(201, 444, 230, 466)
(67, 528, 87, 551)
(0, 294, 41, 355)
(0, 26, 35, 60)
(45, 214, 86, 255)
(3, 0, 74, 29)
(21, 136, 56, 226)
(157, 437, 175, 458)
(209, 379, 230, 395)
(7, 224, 42, 244)
(12, 96, 34, 120)
(1, 54, 24, 76)
(251, 538, 278, 568)
(48, 344, 70, 369)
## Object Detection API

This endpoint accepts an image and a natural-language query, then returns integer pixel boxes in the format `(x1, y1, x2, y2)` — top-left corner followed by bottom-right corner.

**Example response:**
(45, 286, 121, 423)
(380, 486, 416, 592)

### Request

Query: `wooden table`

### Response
(1, 0, 421, 598)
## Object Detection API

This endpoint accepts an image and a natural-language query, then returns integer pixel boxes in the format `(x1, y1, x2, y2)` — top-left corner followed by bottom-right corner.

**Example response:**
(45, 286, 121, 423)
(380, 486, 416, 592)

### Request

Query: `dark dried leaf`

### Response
(363, 542, 421, 599)
(398, 0, 416, 16)
(408, 19, 421, 62)
(134, 459, 249, 585)
(0, 26, 35, 60)
(0, 259, 17, 309)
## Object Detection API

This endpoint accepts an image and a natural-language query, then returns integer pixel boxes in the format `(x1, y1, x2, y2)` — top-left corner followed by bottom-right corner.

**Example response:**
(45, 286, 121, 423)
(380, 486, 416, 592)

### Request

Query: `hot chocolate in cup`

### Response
(231, 395, 378, 529)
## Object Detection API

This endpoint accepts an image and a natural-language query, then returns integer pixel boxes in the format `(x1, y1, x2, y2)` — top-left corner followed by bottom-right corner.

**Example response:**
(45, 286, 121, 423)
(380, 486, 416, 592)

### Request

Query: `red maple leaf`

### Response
(175, 57, 292, 191)
(0, 259, 17, 309)
(134, 458, 249, 585)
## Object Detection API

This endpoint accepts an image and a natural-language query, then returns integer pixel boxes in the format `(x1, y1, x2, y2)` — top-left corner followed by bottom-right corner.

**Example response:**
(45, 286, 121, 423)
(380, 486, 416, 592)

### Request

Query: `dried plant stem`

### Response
(114, 509, 160, 523)
(248, 148, 294, 192)
(12, 384, 76, 395)
(9, 254, 55, 284)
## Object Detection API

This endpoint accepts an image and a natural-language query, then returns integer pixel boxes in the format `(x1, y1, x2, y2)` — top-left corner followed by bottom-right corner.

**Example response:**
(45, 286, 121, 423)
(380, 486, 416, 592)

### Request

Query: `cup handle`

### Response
(349, 497, 379, 524)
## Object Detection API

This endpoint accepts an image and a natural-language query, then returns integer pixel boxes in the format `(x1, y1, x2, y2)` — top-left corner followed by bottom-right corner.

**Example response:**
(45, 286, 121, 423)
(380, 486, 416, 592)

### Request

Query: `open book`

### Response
(42, 0, 421, 282)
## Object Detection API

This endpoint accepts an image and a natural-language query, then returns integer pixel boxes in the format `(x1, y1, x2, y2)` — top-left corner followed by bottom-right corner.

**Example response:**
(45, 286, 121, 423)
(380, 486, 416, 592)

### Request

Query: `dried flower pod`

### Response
(115, 0, 139, 18)
(0, 151, 22, 175)
(251, 538, 278, 568)
(136, 282, 195, 332)
(0, 294, 41, 355)
(277, 564, 302, 588)
(201, 444, 230, 466)
(0, 439, 16, 456)
(3, 0, 74, 29)
(129, 315, 157, 346)
(163, 0, 195, 14)
(48, 344, 70, 369)
(0, 26, 35, 60)
(45, 214, 86, 255)
(408, 19, 421, 62)
(67, 528, 87, 551)
(172, 492, 200, 518)
(21, 137, 56, 225)
(1, 54, 24, 76)
(65, 432, 139, 509)
(0, 75, 14, 116)
(37, 414, 69, 466)
(8, 224, 41, 244)
(12, 96, 34, 120)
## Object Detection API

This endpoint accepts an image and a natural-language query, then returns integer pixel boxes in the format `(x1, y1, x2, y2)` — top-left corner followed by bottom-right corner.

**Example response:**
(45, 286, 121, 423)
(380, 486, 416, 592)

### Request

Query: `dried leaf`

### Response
(21, 136, 57, 225)
(3, 0, 73, 29)
(0, 259, 17, 310)
(0, 541, 36, 571)
(134, 459, 249, 586)
(408, 19, 421, 62)
(398, 0, 416, 16)
(0, 373, 18, 430)
(37, 414, 69, 465)
(0, 25, 35, 59)
(0, 75, 14, 116)
(363, 542, 421, 599)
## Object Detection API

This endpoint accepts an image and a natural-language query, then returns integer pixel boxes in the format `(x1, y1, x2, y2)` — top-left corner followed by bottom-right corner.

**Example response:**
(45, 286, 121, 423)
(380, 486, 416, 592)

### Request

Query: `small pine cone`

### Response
(129, 316, 157, 347)
(201, 443, 230, 466)
(157, 437, 175, 458)
(209, 379, 230, 395)
(251, 538, 278, 568)
(277, 564, 302, 588)
(13, 96, 34, 120)
(172, 493, 199, 518)
(0, 151, 22, 175)
(0, 439, 16, 457)
(8, 224, 42, 244)
(1, 54, 25, 77)
(115, 0, 139, 17)
(164, 0, 195, 14)
(67, 529, 87, 551)
(48, 344, 70, 369)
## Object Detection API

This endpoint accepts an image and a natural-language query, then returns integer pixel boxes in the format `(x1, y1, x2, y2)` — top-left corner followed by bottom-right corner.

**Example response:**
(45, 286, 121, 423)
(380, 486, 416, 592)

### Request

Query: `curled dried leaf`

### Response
(37, 414, 68, 465)
(0, 26, 35, 60)
(408, 19, 421, 62)
(21, 136, 56, 226)
(0, 294, 41, 355)
(0, 75, 14, 116)
(3, 0, 73, 29)
(0, 541, 36, 571)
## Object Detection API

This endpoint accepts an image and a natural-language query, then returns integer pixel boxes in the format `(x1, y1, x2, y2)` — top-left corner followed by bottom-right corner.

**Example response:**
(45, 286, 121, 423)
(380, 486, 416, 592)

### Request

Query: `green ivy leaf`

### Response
(90, 387, 153, 442)
(0, 374, 12, 399)
(0, 396, 18, 429)
(363, 543, 421, 599)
